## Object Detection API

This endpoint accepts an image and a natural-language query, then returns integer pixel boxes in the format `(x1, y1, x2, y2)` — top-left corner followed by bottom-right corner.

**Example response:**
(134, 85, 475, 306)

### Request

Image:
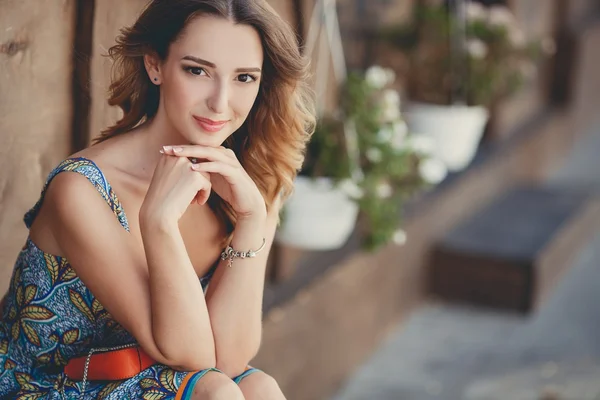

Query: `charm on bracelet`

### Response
(221, 238, 266, 267)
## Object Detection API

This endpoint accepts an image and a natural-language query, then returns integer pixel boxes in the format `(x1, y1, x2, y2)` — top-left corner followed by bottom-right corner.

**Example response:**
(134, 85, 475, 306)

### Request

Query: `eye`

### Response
(184, 66, 207, 76)
(237, 74, 257, 83)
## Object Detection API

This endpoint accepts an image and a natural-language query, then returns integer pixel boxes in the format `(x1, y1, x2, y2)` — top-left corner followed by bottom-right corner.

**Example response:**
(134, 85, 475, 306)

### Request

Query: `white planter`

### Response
(405, 102, 489, 172)
(276, 176, 359, 250)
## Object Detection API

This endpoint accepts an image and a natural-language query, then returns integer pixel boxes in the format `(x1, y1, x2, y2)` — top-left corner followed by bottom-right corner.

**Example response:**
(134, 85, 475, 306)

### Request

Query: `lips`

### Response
(193, 116, 229, 133)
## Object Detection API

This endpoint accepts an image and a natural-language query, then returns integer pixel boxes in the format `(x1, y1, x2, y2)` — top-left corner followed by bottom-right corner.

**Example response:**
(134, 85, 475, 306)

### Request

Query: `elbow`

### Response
(215, 358, 249, 379)
(215, 341, 261, 378)
(171, 350, 216, 372)
(155, 340, 216, 372)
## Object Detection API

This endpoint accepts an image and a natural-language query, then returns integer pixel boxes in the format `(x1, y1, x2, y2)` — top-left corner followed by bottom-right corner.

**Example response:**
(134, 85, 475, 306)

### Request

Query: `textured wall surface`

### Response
(89, 0, 148, 142)
(0, 1, 74, 293)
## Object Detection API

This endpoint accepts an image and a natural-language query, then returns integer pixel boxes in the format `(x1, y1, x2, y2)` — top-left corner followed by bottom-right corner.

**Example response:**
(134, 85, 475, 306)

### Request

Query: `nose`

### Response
(207, 80, 228, 115)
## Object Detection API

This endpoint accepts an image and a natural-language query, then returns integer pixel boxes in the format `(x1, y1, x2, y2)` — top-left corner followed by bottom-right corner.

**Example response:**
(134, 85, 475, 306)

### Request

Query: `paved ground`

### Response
(331, 121, 600, 400)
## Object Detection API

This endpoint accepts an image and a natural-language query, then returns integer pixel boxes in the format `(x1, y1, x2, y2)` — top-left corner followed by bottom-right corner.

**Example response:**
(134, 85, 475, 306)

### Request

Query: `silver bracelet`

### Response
(221, 238, 266, 267)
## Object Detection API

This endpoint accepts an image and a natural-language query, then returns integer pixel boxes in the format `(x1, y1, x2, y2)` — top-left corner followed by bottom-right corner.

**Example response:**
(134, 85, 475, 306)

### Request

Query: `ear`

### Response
(143, 53, 162, 84)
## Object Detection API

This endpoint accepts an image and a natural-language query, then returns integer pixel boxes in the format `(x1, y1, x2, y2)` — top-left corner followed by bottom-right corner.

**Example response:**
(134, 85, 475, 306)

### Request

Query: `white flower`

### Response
(382, 89, 401, 108)
(380, 89, 402, 122)
(390, 121, 408, 151)
(466, 2, 487, 21)
(365, 66, 389, 89)
(392, 229, 407, 245)
(542, 37, 556, 55)
(409, 134, 436, 155)
(381, 103, 401, 122)
(366, 147, 383, 163)
(466, 38, 488, 59)
(508, 28, 526, 48)
(338, 178, 364, 199)
(376, 126, 393, 143)
(376, 182, 393, 199)
(419, 158, 448, 184)
(487, 5, 515, 28)
(384, 68, 396, 85)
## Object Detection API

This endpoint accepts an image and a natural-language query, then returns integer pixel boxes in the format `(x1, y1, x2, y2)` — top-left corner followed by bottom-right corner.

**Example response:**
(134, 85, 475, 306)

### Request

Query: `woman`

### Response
(0, 0, 314, 398)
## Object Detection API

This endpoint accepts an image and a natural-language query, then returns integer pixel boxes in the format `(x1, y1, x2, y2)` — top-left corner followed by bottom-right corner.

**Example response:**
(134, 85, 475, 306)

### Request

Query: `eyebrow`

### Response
(182, 55, 262, 73)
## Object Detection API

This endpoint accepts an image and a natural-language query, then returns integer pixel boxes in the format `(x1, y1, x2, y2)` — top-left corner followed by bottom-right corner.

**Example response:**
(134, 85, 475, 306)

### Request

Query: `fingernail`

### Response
(163, 145, 172, 152)
(159, 149, 164, 154)
(191, 164, 202, 170)
(173, 147, 183, 153)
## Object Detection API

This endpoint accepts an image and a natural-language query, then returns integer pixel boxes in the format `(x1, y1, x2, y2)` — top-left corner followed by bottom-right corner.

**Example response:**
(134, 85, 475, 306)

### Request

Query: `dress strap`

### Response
(23, 157, 130, 232)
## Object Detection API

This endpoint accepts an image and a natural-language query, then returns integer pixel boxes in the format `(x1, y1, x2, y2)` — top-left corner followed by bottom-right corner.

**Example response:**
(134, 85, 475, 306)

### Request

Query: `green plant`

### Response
(382, 2, 553, 107)
(301, 66, 445, 251)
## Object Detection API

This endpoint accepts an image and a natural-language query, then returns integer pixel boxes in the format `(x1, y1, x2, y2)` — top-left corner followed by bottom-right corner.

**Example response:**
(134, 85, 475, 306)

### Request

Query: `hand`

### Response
(140, 151, 213, 228)
(162, 145, 266, 220)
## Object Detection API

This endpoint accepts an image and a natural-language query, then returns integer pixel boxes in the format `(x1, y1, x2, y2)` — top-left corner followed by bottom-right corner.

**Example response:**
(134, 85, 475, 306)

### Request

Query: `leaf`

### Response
(142, 389, 168, 400)
(55, 350, 66, 366)
(159, 369, 177, 392)
(92, 298, 104, 315)
(44, 253, 59, 284)
(62, 329, 79, 345)
(21, 305, 55, 321)
(98, 381, 122, 399)
(14, 372, 31, 385)
(60, 265, 77, 282)
(16, 286, 24, 308)
(59, 258, 78, 282)
(36, 353, 51, 365)
(69, 289, 94, 322)
(139, 378, 159, 390)
(16, 393, 44, 400)
(0, 339, 8, 354)
(11, 322, 19, 340)
(24, 286, 37, 305)
(11, 268, 21, 290)
(5, 359, 16, 370)
(21, 322, 41, 347)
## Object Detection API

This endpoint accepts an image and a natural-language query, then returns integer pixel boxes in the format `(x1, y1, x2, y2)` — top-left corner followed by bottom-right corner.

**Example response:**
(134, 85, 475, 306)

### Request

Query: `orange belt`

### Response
(64, 346, 158, 381)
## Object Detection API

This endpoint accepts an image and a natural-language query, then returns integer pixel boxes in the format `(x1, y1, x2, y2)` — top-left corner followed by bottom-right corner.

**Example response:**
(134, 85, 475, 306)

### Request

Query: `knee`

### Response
(190, 371, 244, 400)
(239, 372, 286, 400)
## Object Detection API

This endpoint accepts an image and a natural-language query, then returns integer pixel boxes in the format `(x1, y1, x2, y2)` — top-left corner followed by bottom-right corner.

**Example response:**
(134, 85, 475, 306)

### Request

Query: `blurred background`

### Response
(2, 0, 600, 399)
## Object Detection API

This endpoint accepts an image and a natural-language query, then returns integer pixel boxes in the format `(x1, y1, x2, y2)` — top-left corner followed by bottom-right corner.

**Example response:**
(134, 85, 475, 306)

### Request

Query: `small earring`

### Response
(153, 77, 158, 82)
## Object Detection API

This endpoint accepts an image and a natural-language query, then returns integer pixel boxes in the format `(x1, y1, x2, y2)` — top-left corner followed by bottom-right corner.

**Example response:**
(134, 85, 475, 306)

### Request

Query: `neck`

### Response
(116, 107, 189, 181)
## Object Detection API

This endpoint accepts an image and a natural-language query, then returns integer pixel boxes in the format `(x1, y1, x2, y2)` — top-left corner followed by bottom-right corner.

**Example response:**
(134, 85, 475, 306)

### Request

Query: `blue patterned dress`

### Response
(0, 157, 258, 399)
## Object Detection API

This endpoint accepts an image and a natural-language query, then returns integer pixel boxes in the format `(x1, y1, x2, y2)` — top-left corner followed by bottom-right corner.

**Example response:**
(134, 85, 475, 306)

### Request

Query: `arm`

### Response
(47, 172, 215, 371)
(204, 195, 281, 377)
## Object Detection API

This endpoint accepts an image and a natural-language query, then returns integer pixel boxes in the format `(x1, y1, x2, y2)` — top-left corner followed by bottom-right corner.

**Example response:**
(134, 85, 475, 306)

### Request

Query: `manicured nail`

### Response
(163, 145, 172, 152)
(159, 149, 164, 154)
(173, 147, 183, 153)
(191, 164, 202, 170)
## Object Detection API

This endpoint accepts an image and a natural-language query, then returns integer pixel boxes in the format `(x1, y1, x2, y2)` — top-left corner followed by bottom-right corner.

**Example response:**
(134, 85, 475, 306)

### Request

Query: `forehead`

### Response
(171, 15, 264, 69)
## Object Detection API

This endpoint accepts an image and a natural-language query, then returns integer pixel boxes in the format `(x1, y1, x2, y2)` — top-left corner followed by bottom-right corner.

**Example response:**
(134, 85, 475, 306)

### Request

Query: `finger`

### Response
(191, 171, 212, 204)
(163, 145, 238, 166)
(191, 161, 239, 179)
(195, 188, 210, 205)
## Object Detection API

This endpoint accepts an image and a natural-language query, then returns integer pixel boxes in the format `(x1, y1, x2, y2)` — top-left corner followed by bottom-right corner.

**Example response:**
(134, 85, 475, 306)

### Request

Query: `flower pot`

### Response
(276, 176, 359, 250)
(405, 102, 489, 172)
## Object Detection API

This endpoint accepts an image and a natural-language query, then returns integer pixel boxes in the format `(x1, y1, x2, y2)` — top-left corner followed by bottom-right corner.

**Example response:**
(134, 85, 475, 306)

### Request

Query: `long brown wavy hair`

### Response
(95, 0, 315, 244)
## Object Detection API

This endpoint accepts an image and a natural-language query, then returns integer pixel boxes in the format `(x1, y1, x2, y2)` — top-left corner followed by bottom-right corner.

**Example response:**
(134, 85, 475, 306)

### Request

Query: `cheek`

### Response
(164, 74, 198, 113)
(234, 88, 260, 119)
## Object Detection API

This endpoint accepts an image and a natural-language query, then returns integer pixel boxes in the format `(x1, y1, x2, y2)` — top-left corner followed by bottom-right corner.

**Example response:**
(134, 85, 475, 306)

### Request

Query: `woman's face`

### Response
(153, 15, 263, 147)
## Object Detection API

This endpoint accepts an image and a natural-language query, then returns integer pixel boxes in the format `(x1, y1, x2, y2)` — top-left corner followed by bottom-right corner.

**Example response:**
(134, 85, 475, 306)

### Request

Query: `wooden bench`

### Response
(429, 186, 600, 313)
